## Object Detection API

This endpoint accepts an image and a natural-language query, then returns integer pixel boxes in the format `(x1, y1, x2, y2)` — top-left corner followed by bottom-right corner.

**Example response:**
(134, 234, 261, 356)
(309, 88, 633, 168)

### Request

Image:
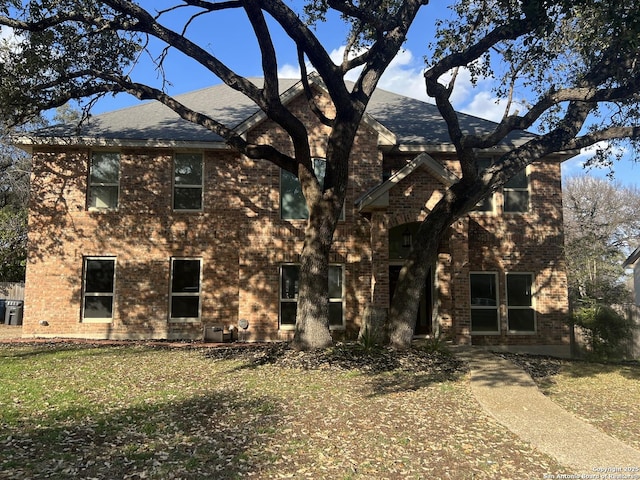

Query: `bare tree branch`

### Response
(298, 47, 335, 128)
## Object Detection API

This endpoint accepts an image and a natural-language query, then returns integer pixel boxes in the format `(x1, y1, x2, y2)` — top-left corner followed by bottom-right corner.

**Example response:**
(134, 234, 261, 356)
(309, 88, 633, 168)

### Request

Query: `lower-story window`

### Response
(470, 272, 499, 333)
(82, 257, 116, 322)
(507, 273, 536, 333)
(280, 264, 344, 329)
(170, 258, 202, 321)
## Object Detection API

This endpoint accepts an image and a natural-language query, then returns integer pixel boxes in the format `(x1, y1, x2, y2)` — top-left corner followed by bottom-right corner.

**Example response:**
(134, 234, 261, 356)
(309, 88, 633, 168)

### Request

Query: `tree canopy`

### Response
(1, 0, 639, 348)
(564, 176, 640, 306)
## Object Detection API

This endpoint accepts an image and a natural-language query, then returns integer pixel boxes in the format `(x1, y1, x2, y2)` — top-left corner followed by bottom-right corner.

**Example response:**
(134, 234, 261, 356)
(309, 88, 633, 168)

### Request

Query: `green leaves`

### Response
(0, 1, 142, 125)
(0, 206, 26, 281)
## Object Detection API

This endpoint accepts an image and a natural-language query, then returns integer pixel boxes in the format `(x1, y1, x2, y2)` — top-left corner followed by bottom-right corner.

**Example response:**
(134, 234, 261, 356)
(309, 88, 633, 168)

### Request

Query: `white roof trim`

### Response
(356, 152, 459, 212)
(361, 114, 396, 146)
(13, 135, 230, 151)
(234, 79, 306, 136)
(390, 144, 579, 160)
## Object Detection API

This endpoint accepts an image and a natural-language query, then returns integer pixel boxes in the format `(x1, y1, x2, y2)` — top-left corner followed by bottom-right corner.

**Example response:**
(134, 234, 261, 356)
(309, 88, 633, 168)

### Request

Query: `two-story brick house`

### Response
(18, 77, 572, 355)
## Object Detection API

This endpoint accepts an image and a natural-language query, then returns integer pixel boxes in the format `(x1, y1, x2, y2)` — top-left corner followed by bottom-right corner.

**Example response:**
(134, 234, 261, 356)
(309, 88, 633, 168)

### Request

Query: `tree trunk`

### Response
(291, 171, 345, 350)
(292, 116, 357, 350)
(293, 219, 334, 350)
(388, 205, 456, 349)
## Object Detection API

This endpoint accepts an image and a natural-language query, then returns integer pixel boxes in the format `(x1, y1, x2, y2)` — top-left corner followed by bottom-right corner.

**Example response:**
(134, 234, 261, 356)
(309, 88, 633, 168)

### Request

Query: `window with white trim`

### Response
(470, 272, 499, 333)
(82, 257, 116, 322)
(506, 273, 535, 333)
(473, 158, 494, 213)
(280, 158, 344, 220)
(173, 153, 203, 211)
(280, 264, 344, 329)
(88, 152, 120, 210)
(504, 167, 529, 213)
(170, 258, 202, 321)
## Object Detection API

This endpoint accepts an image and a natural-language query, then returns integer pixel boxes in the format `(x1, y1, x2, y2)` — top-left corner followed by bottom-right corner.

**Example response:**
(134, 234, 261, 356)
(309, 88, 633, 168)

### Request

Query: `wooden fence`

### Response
(619, 304, 640, 359)
(0, 282, 25, 301)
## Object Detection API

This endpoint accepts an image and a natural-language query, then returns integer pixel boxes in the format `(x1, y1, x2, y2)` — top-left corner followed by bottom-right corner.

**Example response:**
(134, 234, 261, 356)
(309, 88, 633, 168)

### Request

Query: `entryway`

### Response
(389, 265, 432, 336)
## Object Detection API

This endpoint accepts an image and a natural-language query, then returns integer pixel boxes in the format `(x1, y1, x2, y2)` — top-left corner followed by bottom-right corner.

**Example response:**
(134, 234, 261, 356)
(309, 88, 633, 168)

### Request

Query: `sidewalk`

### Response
(454, 347, 640, 475)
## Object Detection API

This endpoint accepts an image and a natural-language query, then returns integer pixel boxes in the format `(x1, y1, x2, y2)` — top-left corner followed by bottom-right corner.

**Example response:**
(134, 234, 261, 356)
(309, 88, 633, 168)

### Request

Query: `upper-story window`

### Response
(473, 158, 494, 213)
(280, 158, 344, 220)
(472, 160, 530, 214)
(88, 152, 120, 210)
(173, 153, 204, 211)
(504, 167, 530, 213)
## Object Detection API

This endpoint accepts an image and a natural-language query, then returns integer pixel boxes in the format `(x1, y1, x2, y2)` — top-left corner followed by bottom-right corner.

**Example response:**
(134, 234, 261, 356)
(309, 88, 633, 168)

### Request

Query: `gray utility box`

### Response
(204, 325, 231, 343)
(5, 300, 23, 326)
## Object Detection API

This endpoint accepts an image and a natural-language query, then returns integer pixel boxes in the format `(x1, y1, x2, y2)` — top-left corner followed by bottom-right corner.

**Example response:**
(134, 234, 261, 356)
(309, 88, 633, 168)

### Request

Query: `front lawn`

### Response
(1, 342, 566, 479)
(536, 360, 640, 451)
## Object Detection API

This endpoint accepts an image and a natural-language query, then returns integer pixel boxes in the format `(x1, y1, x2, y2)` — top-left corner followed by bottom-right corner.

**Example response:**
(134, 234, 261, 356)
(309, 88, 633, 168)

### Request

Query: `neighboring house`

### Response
(623, 246, 640, 306)
(16, 77, 572, 356)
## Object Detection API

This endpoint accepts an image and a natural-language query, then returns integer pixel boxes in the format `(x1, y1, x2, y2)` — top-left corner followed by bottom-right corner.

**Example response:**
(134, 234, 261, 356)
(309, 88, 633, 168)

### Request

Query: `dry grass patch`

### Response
(0, 342, 565, 479)
(535, 360, 640, 451)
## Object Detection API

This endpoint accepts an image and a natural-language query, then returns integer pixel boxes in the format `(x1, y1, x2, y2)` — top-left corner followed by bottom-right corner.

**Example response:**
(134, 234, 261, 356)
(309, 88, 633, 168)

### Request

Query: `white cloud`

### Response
(277, 63, 302, 79)
(561, 140, 634, 183)
(0, 26, 24, 59)
(279, 45, 432, 102)
(460, 91, 508, 122)
(0, 25, 22, 43)
(278, 45, 516, 123)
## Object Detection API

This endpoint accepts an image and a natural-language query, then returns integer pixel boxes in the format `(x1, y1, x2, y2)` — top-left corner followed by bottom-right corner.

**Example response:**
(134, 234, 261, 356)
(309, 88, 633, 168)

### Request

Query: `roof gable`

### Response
(234, 75, 397, 146)
(356, 152, 459, 212)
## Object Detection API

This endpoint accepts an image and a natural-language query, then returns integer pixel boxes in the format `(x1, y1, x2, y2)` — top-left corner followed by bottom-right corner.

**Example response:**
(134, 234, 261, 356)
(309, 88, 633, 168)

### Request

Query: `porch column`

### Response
(370, 211, 389, 309)
(450, 218, 471, 345)
(359, 211, 390, 340)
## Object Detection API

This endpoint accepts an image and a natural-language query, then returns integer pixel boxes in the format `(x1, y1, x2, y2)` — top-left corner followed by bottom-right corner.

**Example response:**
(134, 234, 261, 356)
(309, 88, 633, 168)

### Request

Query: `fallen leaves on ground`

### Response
(0, 342, 571, 479)
(498, 352, 640, 451)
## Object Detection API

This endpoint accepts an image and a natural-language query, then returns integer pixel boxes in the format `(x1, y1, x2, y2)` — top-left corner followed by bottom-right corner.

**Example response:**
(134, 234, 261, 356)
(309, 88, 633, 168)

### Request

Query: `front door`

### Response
(389, 265, 432, 335)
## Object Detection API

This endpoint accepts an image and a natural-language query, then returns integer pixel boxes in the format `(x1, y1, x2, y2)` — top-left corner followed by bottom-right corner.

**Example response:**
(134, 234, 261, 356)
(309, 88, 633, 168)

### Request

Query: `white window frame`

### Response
(279, 264, 299, 330)
(472, 158, 495, 214)
(169, 257, 203, 322)
(280, 158, 345, 221)
(506, 272, 536, 334)
(503, 166, 530, 213)
(328, 264, 345, 329)
(88, 152, 120, 211)
(173, 153, 204, 211)
(279, 263, 345, 330)
(82, 256, 116, 323)
(470, 272, 500, 334)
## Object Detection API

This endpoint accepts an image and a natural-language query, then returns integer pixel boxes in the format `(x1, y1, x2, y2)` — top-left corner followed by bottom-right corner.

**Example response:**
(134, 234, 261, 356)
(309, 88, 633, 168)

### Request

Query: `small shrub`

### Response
(417, 334, 450, 355)
(572, 303, 636, 360)
(357, 325, 381, 352)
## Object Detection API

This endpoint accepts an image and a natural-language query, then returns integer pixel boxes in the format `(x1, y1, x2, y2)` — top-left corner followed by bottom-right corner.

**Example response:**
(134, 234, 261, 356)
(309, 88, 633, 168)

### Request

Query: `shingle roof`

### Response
(34, 77, 534, 148)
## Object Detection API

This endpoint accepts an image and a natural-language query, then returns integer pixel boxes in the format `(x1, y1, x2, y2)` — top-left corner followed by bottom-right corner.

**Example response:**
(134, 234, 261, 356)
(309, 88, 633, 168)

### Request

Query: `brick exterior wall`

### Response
(23, 88, 569, 354)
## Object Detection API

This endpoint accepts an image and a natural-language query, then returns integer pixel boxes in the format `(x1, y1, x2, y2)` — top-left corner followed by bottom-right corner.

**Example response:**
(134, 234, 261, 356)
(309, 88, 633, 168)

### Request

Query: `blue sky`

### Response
(88, 1, 638, 189)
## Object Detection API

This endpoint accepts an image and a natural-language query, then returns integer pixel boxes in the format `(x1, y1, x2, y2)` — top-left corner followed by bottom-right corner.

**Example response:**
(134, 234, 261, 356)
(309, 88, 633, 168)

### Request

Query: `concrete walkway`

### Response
(454, 347, 640, 475)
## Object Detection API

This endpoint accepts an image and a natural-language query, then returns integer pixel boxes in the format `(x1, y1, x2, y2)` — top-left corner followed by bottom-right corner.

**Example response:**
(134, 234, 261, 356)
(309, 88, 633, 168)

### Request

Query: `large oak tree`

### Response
(1, 0, 639, 349)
